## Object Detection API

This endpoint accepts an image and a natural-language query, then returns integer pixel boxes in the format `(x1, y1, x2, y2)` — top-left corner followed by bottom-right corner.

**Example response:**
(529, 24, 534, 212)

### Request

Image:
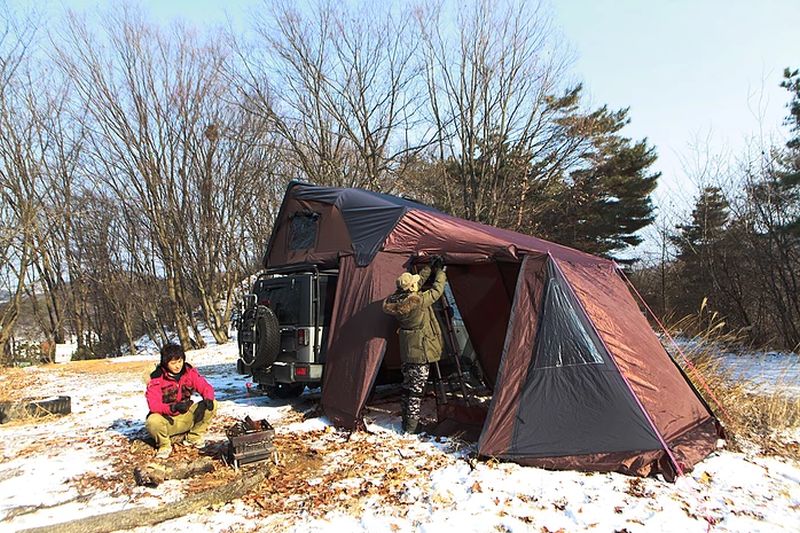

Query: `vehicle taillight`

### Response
(295, 365, 308, 377)
(297, 329, 307, 346)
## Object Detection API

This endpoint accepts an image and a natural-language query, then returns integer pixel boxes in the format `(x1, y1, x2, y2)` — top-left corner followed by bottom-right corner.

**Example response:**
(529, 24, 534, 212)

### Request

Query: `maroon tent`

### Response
(264, 181, 722, 479)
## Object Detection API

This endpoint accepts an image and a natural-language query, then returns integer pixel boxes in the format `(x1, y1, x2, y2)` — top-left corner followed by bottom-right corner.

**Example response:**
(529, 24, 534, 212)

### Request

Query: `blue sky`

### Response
(553, 0, 800, 216)
(21, 0, 800, 222)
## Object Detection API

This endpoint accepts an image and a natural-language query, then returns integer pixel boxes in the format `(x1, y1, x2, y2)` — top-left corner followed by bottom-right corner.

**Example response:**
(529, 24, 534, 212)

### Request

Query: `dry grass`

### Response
(0, 367, 41, 402)
(665, 301, 800, 459)
(0, 358, 153, 425)
(0, 359, 153, 403)
(45, 358, 153, 377)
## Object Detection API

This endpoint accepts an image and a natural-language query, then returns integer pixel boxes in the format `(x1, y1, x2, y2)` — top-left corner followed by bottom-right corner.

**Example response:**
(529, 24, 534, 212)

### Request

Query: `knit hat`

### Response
(396, 272, 421, 292)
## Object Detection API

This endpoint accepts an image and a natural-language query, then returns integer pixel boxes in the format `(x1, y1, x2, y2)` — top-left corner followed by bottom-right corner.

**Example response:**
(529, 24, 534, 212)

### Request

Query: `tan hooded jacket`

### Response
(382, 266, 446, 364)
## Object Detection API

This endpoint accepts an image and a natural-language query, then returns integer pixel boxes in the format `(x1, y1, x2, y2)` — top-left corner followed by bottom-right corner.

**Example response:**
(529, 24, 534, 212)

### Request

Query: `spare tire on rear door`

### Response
(252, 305, 280, 370)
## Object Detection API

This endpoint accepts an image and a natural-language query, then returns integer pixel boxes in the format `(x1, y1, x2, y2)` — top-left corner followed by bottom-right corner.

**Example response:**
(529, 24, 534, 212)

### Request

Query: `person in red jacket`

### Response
(145, 343, 216, 459)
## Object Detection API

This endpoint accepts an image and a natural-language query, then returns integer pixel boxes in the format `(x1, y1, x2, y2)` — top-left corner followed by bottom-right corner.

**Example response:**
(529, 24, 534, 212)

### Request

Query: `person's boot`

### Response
(402, 415, 419, 435)
(155, 445, 172, 459)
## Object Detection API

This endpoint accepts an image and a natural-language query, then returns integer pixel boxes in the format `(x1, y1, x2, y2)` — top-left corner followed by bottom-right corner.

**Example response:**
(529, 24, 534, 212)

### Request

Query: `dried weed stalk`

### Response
(666, 300, 800, 459)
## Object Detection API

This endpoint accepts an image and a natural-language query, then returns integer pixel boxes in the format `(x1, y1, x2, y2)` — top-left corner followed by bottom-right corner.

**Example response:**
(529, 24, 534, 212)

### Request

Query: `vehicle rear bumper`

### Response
(254, 362, 323, 384)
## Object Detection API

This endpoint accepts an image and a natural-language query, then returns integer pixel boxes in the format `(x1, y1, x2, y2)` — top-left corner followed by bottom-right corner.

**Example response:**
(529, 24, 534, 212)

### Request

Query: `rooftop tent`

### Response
(263, 181, 722, 479)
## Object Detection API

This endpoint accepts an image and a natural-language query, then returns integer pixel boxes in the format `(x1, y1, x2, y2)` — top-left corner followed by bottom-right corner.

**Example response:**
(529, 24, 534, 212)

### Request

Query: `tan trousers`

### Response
(146, 401, 216, 449)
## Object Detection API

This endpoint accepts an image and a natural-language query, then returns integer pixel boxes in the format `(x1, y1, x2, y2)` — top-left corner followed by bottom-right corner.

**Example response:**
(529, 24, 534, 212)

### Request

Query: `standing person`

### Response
(145, 343, 216, 459)
(382, 256, 447, 434)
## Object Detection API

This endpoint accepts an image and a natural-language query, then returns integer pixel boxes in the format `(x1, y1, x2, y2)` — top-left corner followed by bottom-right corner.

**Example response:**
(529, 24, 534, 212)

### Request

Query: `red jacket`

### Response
(146, 363, 215, 416)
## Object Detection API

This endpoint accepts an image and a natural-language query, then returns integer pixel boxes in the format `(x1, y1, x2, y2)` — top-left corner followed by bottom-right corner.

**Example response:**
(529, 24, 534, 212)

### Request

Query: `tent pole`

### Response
(440, 286, 472, 406)
(414, 261, 472, 406)
(551, 257, 684, 478)
(432, 361, 448, 405)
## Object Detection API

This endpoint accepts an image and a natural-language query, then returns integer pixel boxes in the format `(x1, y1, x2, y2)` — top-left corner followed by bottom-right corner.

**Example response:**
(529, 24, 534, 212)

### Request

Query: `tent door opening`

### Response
(426, 279, 497, 438)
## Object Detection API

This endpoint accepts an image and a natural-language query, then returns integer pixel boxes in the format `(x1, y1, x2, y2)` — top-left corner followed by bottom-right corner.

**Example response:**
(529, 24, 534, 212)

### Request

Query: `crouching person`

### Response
(145, 343, 216, 459)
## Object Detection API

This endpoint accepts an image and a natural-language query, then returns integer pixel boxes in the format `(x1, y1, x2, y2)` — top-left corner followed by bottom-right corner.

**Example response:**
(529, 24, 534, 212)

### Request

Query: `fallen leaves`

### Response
(16, 379, 460, 529)
(625, 478, 655, 498)
(242, 429, 455, 520)
(552, 498, 567, 511)
(0, 368, 42, 402)
(431, 490, 454, 506)
(64, 416, 243, 501)
(697, 471, 713, 485)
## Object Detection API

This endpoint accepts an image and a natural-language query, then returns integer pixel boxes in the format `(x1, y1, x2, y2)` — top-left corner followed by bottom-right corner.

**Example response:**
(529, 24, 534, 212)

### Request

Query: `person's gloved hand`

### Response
(171, 400, 191, 414)
(430, 255, 444, 270)
(202, 399, 214, 411)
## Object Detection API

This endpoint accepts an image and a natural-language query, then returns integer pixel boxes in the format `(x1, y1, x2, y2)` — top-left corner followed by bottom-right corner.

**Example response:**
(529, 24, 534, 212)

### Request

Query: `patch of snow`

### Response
(665, 336, 800, 397)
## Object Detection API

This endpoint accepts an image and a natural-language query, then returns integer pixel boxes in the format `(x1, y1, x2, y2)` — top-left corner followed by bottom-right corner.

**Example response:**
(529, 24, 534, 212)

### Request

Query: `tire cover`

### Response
(252, 305, 280, 370)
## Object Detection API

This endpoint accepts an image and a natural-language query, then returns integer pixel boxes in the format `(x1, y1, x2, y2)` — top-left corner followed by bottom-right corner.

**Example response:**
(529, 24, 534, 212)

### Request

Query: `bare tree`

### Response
(416, 0, 583, 226)
(0, 9, 42, 359)
(54, 10, 222, 349)
(736, 152, 800, 347)
(13, 69, 92, 353)
(50, 8, 284, 350)
(237, 0, 428, 191)
(635, 134, 800, 349)
(179, 98, 280, 343)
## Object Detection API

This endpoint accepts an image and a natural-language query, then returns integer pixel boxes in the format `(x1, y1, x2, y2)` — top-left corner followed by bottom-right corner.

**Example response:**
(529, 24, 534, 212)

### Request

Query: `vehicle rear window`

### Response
(257, 278, 310, 325)
(256, 274, 335, 328)
(319, 275, 338, 326)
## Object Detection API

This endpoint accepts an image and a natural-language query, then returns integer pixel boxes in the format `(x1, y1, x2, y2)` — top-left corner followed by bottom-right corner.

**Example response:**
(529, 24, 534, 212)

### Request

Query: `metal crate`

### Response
(226, 417, 275, 467)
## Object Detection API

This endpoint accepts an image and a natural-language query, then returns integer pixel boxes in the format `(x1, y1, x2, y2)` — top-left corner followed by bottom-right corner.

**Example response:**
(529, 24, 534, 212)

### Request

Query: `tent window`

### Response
(533, 275, 605, 369)
(289, 211, 320, 251)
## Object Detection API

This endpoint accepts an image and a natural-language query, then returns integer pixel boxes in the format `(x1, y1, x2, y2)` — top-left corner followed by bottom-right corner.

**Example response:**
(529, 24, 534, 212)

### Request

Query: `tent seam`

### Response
(478, 254, 532, 454)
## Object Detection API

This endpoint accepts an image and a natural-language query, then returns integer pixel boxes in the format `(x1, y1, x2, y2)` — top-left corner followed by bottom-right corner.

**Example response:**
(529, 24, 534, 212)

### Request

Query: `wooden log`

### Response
(18, 468, 268, 533)
(3, 494, 92, 521)
(134, 457, 216, 486)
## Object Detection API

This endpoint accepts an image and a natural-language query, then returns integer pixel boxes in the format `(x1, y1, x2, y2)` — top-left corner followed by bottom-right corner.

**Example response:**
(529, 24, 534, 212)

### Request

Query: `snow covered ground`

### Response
(717, 351, 800, 397)
(0, 341, 798, 532)
(665, 336, 800, 397)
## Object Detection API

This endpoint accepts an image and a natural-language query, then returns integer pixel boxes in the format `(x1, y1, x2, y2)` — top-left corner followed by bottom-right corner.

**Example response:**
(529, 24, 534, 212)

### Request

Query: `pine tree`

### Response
(778, 67, 800, 234)
(670, 187, 730, 314)
(406, 87, 659, 260)
(534, 105, 659, 259)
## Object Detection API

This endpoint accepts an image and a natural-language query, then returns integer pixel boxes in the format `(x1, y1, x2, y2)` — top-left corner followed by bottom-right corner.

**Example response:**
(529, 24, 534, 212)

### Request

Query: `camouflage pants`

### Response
(401, 362, 429, 421)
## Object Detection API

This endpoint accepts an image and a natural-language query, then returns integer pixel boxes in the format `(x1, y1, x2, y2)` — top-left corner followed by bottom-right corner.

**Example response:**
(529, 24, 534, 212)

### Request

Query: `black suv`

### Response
(236, 264, 479, 399)
(236, 265, 337, 398)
